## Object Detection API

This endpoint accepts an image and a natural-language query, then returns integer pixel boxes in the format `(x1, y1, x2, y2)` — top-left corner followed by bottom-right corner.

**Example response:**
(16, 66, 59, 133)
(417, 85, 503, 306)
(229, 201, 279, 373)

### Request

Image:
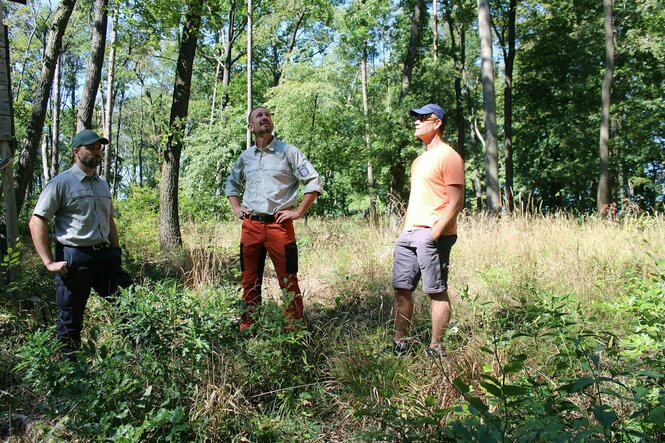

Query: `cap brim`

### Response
(74, 137, 109, 149)
(410, 107, 431, 116)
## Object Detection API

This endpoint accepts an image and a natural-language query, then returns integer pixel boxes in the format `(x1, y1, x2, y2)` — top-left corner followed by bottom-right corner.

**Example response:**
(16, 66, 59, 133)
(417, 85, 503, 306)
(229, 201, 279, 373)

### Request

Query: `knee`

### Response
(394, 289, 413, 303)
(428, 290, 449, 302)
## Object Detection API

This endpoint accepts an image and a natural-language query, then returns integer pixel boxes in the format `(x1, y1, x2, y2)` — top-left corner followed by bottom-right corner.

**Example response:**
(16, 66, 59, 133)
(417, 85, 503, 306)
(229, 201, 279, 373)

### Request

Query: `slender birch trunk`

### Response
(246, 0, 253, 149)
(361, 38, 377, 225)
(50, 52, 62, 179)
(597, 0, 614, 214)
(103, 5, 118, 180)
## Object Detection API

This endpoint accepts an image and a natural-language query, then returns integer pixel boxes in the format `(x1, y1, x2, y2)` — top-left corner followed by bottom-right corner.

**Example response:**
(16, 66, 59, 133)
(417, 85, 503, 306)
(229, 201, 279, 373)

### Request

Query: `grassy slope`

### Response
(1, 214, 663, 441)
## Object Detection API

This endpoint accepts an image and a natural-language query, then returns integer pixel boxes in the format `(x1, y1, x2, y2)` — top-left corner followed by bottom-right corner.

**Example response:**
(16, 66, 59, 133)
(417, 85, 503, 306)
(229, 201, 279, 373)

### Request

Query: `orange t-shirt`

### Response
(403, 143, 464, 235)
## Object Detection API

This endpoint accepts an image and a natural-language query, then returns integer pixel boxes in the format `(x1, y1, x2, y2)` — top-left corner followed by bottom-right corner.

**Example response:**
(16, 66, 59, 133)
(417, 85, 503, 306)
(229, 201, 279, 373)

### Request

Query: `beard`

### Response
(253, 121, 274, 136)
(79, 156, 101, 168)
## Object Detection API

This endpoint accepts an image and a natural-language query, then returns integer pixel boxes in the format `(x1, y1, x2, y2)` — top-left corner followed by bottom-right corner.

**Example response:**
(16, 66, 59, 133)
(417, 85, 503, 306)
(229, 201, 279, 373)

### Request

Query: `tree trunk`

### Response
(76, 0, 108, 132)
(477, 0, 500, 214)
(271, 45, 280, 87)
(443, 0, 466, 159)
(159, 1, 202, 252)
(219, 0, 241, 124)
(597, 0, 614, 214)
(210, 32, 222, 126)
(246, 0, 253, 149)
(432, 0, 438, 62)
(67, 53, 78, 136)
(15, 0, 77, 215)
(391, 0, 426, 204)
(472, 117, 485, 212)
(50, 52, 62, 179)
(103, 5, 118, 180)
(504, 0, 516, 213)
(112, 88, 125, 196)
(41, 132, 50, 182)
(361, 39, 378, 226)
(495, 0, 516, 213)
(138, 98, 144, 186)
(400, 0, 425, 99)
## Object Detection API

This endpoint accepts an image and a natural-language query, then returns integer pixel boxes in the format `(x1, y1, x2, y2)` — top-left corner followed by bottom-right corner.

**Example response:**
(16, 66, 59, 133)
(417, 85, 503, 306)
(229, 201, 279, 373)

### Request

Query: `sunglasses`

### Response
(416, 114, 439, 122)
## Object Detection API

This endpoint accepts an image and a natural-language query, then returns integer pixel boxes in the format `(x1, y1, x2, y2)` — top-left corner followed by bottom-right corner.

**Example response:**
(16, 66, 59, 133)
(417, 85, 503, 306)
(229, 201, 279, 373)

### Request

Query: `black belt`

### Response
(64, 243, 111, 251)
(245, 213, 276, 223)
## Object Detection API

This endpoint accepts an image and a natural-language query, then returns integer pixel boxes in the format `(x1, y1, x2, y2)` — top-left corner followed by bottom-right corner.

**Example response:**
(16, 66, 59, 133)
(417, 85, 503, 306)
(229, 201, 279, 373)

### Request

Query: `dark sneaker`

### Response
(426, 345, 447, 358)
(392, 341, 413, 356)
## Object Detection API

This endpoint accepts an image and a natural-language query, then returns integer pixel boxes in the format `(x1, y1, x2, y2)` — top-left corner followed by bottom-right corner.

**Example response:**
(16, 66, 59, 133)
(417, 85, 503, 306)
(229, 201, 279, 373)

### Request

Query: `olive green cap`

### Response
(72, 129, 109, 149)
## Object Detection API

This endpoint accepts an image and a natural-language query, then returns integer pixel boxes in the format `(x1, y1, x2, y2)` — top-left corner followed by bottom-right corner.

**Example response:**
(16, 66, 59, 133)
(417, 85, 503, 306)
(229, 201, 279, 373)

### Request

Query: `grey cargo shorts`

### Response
(392, 228, 457, 293)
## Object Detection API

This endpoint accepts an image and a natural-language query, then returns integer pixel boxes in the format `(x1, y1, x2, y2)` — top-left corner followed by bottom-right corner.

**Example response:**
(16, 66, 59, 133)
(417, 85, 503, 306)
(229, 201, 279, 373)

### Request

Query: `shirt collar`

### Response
(253, 137, 277, 154)
(69, 163, 99, 182)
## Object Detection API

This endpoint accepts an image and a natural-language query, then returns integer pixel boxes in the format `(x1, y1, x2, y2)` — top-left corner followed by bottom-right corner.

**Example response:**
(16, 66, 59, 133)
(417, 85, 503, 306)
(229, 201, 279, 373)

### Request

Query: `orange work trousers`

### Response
(240, 218, 303, 323)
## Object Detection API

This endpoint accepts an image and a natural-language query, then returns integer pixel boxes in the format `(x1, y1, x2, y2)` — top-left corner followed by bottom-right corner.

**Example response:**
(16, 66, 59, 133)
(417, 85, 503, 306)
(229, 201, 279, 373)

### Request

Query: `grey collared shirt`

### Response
(225, 138, 324, 214)
(33, 164, 114, 247)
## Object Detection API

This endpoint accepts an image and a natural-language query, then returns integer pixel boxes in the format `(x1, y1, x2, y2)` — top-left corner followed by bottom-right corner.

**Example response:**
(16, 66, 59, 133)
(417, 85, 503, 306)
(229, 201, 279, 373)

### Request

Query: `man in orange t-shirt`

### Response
(391, 103, 464, 357)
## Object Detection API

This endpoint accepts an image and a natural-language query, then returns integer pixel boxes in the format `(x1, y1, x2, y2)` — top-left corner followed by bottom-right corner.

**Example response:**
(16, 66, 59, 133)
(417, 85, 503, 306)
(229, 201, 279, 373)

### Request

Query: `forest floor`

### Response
(1, 212, 664, 441)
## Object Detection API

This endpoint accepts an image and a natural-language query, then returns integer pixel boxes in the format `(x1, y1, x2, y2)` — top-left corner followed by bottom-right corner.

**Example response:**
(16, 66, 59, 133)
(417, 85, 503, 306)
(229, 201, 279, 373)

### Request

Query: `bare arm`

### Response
(228, 195, 250, 219)
(431, 184, 464, 241)
(109, 217, 120, 248)
(275, 191, 319, 223)
(28, 215, 68, 276)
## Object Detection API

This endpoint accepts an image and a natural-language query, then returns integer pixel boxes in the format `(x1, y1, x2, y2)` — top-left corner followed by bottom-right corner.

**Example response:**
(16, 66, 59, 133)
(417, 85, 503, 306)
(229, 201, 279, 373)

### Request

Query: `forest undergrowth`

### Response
(1, 205, 664, 441)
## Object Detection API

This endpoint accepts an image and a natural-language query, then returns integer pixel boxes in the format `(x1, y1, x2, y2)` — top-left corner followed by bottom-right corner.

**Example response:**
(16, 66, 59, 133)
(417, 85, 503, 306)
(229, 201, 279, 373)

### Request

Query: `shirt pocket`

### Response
(67, 189, 95, 218)
(244, 166, 262, 188)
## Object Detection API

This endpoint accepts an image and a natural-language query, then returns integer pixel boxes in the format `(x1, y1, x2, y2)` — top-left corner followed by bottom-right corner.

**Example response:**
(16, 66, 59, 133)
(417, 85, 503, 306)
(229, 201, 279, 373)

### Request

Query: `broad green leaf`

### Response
(467, 396, 489, 413)
(571, 377, 595, 393)
(453, 378, 470, 394)
(592, 405, 618, 428)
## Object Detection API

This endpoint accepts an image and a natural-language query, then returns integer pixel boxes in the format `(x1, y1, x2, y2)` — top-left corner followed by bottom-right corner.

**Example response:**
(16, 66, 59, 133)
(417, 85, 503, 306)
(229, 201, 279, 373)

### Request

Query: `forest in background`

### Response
(3, 0, 663, 243)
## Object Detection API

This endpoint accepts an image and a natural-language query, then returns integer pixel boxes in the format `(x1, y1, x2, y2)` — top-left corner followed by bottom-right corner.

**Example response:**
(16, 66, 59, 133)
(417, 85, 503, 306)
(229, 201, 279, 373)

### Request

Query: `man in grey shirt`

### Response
(29, 129, 132, 356)
(226, 106, 323, 331)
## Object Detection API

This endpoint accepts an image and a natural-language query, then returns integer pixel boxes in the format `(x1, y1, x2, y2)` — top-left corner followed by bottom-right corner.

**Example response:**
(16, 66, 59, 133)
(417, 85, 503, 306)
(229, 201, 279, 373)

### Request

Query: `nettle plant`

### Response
(358, 271, 665, 442)
(452, 273, 664, 441)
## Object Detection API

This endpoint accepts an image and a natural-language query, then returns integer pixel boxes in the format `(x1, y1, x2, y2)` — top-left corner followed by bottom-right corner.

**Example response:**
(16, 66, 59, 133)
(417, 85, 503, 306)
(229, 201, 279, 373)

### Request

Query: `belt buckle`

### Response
(250, 213, 274, 223)
(92, 243, 108, 251)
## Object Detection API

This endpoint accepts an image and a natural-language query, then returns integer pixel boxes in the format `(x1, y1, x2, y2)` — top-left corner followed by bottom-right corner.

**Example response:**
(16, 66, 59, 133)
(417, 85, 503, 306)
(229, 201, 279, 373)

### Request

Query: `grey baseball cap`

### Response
(72, 129, 109, 149)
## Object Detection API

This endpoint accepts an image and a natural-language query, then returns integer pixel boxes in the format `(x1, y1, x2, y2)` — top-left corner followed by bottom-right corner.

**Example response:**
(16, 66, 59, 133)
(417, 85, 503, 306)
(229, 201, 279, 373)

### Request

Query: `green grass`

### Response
(1, 212, 664, 441)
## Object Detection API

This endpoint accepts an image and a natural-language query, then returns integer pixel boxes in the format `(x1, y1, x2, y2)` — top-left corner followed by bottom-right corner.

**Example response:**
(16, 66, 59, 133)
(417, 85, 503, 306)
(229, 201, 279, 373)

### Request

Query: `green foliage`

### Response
(0, 244, 21, 296)
(356, 265, 665, 442)
(610, 260, 665, 361)
(13, 281, 223, 440)
(114, 186, 161, 260)
(11, 280, 326, 440)
(514, 0, 664, 212)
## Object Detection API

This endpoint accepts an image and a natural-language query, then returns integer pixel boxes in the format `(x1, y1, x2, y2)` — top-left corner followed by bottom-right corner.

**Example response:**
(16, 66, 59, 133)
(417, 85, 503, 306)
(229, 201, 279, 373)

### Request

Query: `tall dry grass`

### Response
(180, 213, 664, 326)
(453, 213, 664, 322)
(179, 214, 664, 421)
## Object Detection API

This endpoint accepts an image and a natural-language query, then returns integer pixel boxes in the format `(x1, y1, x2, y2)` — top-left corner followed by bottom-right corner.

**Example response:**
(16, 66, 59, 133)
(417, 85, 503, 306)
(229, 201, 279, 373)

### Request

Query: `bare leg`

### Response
(429, 290, 451, 346)
(393, 288, 414, 342)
